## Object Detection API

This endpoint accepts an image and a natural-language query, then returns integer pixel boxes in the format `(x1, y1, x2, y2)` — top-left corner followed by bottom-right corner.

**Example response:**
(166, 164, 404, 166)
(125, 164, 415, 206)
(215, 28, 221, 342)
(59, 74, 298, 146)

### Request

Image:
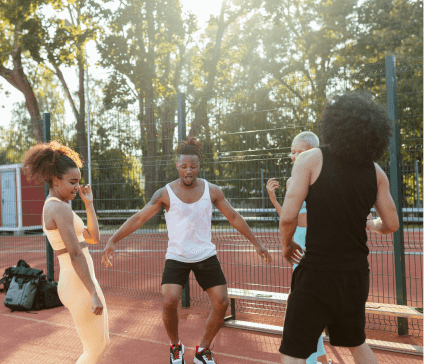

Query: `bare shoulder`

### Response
(296, 148, 322, 165)
(44, 199, 73, 228)
(207, 182, 224, 203)
(149, 186, 169, 206)
(46, 199, 72, 215)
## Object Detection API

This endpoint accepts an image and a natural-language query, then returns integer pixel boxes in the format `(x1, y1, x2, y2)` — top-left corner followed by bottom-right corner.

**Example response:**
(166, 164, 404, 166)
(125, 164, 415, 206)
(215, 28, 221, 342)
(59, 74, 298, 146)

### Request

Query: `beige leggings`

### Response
(58, 248, 109, 364)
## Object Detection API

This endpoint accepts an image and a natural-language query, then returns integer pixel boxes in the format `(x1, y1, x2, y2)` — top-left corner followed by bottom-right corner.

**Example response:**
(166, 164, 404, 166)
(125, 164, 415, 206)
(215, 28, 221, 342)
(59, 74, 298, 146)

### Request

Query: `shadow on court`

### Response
(0, 292, 422, 364)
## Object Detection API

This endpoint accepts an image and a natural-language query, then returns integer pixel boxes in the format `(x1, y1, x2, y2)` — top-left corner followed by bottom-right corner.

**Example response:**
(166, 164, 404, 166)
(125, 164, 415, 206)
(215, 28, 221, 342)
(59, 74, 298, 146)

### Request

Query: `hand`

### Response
(255, 244, 273, 265)
(79, 184, 94, 204)
(91, 293, 103, 315)
(266, 178, 279, 200)
(102, 240, 116, 268)
(282, 239, 303, 266)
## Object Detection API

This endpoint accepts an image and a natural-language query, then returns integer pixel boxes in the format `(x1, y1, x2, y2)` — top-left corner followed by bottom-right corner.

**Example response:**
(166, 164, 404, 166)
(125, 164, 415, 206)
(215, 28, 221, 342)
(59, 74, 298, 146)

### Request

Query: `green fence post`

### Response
(177, 93, 190, 308)
(43, 113, 54, 281)
(385, 55, 408, 335)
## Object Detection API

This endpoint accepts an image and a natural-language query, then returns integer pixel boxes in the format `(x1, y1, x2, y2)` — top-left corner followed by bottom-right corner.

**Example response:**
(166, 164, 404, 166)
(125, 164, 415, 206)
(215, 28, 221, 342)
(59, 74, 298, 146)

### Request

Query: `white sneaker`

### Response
(170, 343, 184, 364)
(194, 346, 216, 364)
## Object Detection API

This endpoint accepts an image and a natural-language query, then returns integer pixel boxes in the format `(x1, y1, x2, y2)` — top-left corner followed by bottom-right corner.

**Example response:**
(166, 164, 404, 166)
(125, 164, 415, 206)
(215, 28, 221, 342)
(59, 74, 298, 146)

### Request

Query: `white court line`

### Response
(0, 249, 422, 255)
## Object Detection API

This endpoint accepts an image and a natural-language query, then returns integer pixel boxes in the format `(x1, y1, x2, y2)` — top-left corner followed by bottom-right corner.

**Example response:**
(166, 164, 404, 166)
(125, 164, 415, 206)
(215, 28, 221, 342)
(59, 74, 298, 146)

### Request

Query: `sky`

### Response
(0, 0, 223, 128)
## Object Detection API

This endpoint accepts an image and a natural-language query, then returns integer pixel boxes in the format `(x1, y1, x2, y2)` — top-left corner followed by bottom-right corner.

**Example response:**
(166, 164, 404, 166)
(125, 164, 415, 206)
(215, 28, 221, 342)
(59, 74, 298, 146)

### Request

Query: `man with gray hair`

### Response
(267, 131, 330, 364)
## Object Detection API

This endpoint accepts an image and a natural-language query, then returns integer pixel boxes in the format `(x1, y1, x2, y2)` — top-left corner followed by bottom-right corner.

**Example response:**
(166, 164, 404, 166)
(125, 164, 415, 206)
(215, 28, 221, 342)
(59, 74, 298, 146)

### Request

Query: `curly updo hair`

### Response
(22, 141, 83, 187)
(176, 137, 202, 161)
(319, 91, 394, 165)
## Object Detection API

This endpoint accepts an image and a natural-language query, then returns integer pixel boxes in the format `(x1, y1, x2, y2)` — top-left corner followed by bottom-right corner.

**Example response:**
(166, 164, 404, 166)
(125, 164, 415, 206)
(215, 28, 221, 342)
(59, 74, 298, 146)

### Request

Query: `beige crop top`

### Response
(42, 197, 85, 251)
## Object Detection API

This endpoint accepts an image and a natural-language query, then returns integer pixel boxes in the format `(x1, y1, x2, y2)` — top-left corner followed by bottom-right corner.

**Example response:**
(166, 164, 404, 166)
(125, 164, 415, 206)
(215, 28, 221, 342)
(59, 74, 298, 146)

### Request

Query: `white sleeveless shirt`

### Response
(164, 179, 217, 263)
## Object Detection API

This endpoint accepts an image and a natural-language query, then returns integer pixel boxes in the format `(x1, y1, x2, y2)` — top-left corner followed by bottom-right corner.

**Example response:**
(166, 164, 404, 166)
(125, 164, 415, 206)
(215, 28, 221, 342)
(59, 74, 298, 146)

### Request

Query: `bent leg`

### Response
(199, 284, 229, 348)
(162, 283, 184, 345)
(348, 342, 378, 364)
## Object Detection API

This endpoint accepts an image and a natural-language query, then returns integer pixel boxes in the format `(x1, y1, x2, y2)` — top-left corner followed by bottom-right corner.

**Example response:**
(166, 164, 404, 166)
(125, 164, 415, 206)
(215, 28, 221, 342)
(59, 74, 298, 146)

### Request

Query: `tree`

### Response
(0, 68, 65, 163)
(0, 0, 49, 142)
(95, 0, 196, 205)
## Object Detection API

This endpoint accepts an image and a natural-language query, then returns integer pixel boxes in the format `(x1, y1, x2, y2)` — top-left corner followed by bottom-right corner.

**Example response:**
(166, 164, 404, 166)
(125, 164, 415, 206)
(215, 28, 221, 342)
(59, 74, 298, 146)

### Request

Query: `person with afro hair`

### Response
(278, 91, 399, 364)
(103, 137, 272, 364)
(22, 141, 109, 363)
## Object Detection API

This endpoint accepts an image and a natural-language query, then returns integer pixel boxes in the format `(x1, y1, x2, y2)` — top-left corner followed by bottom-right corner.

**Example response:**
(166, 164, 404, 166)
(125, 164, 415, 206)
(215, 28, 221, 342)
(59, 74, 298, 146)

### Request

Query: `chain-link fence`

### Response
(0, 56, 422, 336)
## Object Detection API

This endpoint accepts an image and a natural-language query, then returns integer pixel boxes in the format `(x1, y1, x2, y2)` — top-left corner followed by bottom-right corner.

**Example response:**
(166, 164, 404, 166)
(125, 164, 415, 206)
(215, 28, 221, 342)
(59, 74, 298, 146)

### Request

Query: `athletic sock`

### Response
(170, 341, 181, 347)
(197, 346, 204, 353)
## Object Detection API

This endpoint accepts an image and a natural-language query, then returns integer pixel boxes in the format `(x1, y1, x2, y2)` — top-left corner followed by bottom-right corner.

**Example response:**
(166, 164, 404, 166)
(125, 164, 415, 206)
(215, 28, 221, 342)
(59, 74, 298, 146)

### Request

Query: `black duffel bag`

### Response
(33, 275, 63, 310)
(4, 266, 44, 311)
(1, 260, 62, 311)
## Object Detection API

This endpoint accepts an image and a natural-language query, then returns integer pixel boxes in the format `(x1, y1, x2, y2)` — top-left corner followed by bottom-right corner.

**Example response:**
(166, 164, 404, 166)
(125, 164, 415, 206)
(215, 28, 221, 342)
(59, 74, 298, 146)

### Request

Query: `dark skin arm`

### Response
(102, 188, 168, 267)
(366, 163, 399, 234)
(279, 150, 321, 265)
(79, 184, 100, 244)
(210, 184, 272, 264)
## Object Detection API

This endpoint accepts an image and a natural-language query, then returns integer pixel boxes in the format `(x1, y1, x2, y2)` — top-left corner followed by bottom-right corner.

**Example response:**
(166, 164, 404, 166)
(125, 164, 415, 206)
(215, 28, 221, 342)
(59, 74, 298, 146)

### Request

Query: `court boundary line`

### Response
(0, 249, 422, 255)
(0, 312, 280, 363)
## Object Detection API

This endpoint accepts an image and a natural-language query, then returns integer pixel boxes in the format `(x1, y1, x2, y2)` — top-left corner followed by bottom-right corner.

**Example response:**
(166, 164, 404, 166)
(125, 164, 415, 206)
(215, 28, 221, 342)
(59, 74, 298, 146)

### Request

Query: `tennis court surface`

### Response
(0, 291, 422, 364)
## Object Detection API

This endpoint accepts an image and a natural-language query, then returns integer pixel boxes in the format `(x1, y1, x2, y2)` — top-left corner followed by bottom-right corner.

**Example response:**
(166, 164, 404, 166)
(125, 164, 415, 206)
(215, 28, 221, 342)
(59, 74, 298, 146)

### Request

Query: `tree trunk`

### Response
(77, 59, 89, 183)
(144, 85, 157, 199)
(54, 64, 79, 119)
(189, 0, 229, 183)
(0, 42, 43, 142)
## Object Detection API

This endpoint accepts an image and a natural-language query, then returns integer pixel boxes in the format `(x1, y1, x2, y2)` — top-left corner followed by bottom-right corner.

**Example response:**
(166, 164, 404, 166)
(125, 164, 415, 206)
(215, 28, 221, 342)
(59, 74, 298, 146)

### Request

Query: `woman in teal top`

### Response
(266, 131, 330, 364)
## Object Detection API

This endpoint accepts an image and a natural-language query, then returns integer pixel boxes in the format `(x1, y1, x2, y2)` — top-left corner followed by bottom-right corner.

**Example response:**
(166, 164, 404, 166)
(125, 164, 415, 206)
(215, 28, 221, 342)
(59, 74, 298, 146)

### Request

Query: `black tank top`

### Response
(299, 146, 377, 271)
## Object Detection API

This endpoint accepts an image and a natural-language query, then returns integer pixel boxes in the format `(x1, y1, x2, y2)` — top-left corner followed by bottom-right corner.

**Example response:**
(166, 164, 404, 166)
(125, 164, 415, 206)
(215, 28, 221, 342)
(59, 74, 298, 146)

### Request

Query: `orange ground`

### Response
(0, 292, 421, 364)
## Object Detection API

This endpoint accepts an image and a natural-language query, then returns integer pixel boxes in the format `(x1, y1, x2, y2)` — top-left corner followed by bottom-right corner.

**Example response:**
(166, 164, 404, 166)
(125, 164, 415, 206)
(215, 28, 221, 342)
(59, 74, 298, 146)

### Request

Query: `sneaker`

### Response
(170, 343, 184, 364)
(194, 346, 216, 364)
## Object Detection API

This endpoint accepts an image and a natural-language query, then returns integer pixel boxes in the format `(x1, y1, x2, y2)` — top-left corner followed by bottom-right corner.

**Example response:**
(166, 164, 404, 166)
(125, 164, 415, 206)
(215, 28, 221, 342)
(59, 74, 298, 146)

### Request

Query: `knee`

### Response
(213, 296, 230, 311)
(163, 295, 180, 310)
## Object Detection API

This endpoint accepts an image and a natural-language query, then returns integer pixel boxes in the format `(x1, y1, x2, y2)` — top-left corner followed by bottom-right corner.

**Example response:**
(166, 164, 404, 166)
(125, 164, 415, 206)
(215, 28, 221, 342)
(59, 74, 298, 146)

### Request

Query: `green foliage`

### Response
(0, 67, 65, 163)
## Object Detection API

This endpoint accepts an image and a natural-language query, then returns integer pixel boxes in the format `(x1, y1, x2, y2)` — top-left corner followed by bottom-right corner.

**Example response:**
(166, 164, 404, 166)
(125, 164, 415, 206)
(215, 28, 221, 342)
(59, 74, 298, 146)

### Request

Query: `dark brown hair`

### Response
(319, 91, 394, 165)
(176, 137, 202, 161)
(22, 141, 83, 187)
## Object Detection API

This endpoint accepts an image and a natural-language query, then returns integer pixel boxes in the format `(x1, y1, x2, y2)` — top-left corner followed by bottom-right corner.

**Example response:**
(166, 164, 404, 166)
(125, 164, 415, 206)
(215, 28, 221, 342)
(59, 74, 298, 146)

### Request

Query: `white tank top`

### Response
(164, 179, 217, 262)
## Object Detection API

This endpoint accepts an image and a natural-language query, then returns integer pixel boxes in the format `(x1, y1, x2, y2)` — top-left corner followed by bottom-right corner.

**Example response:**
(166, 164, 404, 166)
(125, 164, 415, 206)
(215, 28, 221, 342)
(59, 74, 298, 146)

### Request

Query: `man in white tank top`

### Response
(103, 137, 272, 364)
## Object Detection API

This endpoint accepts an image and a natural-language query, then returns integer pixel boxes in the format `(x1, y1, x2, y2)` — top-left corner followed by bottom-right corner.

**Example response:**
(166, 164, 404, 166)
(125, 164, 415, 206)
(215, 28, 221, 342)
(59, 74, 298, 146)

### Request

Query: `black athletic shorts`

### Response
(280, 265, 369, 359)
(161, 255, 227, 291)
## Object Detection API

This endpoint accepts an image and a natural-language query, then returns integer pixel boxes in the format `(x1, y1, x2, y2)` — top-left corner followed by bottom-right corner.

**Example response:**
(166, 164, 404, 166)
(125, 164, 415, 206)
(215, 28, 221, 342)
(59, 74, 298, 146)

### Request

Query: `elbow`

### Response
(381, 220, 400, 234)
(387, 221, 400, 234)
(69, 250, 84, 261)
(87, 235, 100, 245)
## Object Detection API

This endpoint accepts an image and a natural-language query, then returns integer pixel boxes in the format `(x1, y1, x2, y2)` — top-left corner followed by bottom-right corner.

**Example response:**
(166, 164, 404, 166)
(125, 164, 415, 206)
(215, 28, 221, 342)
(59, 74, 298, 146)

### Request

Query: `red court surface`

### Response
(0, 229, 422, 363)
(0, 292, 422, 364)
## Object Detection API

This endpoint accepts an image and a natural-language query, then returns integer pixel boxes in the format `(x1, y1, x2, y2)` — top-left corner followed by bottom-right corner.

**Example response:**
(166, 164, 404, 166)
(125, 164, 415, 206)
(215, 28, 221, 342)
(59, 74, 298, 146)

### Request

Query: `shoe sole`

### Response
(194, 358, 213, 364)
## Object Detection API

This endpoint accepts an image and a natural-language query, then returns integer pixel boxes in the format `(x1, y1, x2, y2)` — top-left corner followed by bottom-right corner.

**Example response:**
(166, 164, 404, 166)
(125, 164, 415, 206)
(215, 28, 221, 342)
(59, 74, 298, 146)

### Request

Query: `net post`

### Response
(43, 113, 54, 281)
(385, 55, 408, 335)
(178, 93, 190, 308)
